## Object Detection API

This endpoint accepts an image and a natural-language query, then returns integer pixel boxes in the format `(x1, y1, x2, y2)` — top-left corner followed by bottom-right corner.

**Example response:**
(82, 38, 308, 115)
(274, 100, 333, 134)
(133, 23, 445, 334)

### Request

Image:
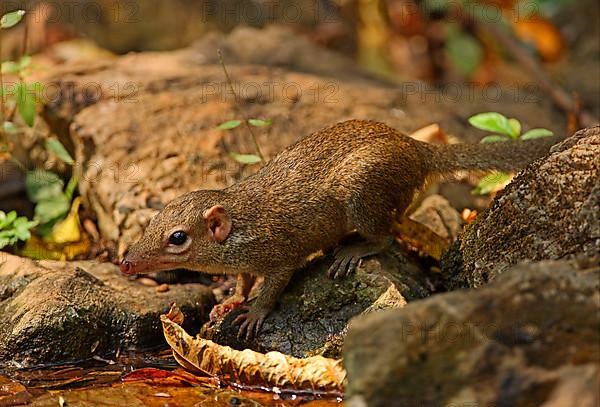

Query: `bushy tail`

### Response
(422, 135, 564, 174)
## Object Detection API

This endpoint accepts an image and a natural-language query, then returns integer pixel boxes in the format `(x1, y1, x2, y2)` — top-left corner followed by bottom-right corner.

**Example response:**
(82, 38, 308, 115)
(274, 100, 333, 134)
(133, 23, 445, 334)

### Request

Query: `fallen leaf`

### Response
(45, 197, 82, 244)
(392, 216, 449, 260)
(161, 304, 346, 393)
(409, 123, 449, 144)
(512, 16, 564, 62)
(461, 208, 478, 224)
(121, 367, 213, 387)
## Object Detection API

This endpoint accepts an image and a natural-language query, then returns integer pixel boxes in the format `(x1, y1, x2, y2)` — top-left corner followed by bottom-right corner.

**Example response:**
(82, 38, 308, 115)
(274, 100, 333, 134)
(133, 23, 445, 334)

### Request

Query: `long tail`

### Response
(421, 135, 564, 174)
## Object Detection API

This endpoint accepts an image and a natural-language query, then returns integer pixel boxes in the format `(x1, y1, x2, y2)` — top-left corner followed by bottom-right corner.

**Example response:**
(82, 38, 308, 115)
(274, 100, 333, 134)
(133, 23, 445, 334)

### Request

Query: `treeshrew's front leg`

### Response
(233, 270, 293, 340)
(209, 273, 256, 322)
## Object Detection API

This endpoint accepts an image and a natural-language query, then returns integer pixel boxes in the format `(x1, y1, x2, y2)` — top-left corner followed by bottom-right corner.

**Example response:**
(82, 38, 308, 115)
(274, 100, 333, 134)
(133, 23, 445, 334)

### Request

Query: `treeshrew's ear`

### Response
(203, 205, 232, 243)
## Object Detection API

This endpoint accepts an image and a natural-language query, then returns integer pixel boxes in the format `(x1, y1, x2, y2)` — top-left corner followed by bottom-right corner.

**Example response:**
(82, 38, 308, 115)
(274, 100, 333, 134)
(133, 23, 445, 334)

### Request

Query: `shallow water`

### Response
(0, 351, 343, 406)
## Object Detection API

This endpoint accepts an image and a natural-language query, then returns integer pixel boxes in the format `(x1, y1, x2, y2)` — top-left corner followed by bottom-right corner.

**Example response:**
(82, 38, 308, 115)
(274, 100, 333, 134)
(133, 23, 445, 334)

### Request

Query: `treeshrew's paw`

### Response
(327, 238, 391, 279)
(327, 250, 361, 279)
(233, 308, 268, 340)
(209, 294, 246, 322)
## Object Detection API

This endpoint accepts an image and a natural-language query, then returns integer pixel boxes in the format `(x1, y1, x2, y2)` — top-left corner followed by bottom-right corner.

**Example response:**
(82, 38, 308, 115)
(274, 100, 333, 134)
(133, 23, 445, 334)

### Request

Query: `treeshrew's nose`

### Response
(120, 259, 133, 274)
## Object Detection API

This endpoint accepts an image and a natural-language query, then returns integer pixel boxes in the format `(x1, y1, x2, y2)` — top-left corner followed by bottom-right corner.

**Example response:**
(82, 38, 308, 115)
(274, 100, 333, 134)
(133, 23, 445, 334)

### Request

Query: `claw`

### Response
(233, 309, 266, 340)
(328, 253, 360, 279)
(327, 238, 390, 279)
(327, 256, 343, 278)
(347, 256, 360, 275)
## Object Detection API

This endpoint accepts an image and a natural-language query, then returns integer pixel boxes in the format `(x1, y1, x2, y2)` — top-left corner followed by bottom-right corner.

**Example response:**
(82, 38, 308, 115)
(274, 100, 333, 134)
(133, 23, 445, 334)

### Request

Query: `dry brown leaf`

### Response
(392, 216, 449, 260)
(461, 208, 478, 224)
(512, 16, 565, 62)
(161, 304, 346, 393)
(409, 123, 448, 144)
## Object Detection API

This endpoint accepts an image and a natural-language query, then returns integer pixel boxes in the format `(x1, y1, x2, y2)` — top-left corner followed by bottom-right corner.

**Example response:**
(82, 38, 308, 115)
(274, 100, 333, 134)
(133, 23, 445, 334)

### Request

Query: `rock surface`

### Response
(39, 25, 566, 257)
(204, 243, 431, 358)
(343, 259, 600, 407)
(0, 253, 215, 367)
(443, 126, 600, 288)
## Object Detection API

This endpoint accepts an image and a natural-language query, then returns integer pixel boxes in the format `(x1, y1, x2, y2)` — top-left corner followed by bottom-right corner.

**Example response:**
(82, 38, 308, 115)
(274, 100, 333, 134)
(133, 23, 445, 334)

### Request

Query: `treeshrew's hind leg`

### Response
(327, 236, 394, 279)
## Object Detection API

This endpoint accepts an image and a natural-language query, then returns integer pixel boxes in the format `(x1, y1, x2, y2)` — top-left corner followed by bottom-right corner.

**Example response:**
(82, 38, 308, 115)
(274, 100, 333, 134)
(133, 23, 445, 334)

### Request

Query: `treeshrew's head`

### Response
(120, 190, 232, 275)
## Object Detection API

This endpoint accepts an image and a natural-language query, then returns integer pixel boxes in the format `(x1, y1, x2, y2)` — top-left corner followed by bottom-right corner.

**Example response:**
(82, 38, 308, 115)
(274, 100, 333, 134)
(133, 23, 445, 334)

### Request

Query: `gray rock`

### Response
(0, 253, 215, 367)
(343, 259, 600, 407)
(443, 126, 600, 288)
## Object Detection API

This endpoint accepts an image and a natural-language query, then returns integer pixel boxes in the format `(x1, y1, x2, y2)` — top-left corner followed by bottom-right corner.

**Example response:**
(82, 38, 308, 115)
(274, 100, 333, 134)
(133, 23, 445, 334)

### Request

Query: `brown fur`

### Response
(122, 120, 562, 337)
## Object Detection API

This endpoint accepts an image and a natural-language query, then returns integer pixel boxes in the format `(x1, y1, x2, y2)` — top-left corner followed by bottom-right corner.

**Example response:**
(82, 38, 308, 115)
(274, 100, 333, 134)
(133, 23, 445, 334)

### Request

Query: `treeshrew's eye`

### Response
(168, 231, 188, 246)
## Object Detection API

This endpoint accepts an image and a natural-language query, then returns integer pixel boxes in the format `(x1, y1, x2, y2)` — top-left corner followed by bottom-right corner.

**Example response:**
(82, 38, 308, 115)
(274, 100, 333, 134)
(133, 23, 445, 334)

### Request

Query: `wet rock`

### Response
(343, 259, 600, 407)
(204, 243, 429, 358)
(0, 253, 215, 367)
(443, 126, 600, 288)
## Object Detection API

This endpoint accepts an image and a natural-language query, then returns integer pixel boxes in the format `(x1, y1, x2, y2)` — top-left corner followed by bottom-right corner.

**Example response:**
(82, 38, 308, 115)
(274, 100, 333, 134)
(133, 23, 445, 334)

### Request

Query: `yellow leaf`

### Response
(20, 231, 90, 261)
(20, 235, 64, 260)
(45, 197, 82, 244)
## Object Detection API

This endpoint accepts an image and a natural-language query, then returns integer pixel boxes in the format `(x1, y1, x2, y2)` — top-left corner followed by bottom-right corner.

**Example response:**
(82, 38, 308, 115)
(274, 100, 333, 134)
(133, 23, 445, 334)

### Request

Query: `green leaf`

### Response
(1, 61, 20, 74)
(521, 128, 554, 140)
(229, 152, 262, 165)
(445, 30, 483, 76)
(0, 236, 10, 249)
(0, 210, 17, 228)
(18, 55, 31, 70)
(25, 169, 74, 233)
(13, 217, 35, 240)
(25, 170, 64, 203)
(216, 120, 242, 130)
(480, 135, 510, 143)
(248, 118, 272, 127)
(468, 112, 514, 137)
(16, 82, 37, 127)
(0, 10, 25, 29)
(508, 118, 522, 139)
(46, 139, 75, 165)
(0, 210, 36, 249)
(34, 195, 70, 224)
(1, 56, 31, 75)
(13, 227, 31, 241)
(472, 172, 513, 195)
(64, 176, 78, 201)
(6, 211, 17, 225)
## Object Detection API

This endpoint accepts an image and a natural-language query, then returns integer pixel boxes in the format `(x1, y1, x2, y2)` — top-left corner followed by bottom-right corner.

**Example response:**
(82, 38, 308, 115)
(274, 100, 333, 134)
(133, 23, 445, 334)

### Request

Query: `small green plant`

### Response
(0, 210, 37, 249)
(216, 118, 272, 164)
(469, 112, 554, 195)
(25, 147, 78, 236)
(469, 112, 554, 143)
(214, 50, 269, 165)
(0, 9, 80, 253)
(1, 10, 41, 131)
